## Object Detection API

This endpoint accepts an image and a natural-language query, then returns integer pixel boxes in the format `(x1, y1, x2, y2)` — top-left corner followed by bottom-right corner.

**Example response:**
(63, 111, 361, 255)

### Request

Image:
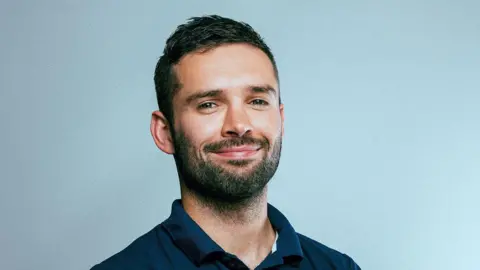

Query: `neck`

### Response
(180, 184, 276, 269)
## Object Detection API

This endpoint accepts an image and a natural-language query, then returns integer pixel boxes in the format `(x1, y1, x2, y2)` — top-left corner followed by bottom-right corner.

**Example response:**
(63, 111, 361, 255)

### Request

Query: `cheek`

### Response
(177, 114, 222, 147)
(250, 111, 283, 138)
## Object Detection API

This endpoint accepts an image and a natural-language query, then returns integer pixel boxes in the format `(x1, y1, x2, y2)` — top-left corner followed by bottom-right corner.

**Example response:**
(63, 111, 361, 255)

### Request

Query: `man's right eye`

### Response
(197, 102, 217, 110)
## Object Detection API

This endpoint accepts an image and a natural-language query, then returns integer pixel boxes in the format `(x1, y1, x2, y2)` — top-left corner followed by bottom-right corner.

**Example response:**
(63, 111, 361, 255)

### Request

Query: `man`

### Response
(91, 15, 361, 270)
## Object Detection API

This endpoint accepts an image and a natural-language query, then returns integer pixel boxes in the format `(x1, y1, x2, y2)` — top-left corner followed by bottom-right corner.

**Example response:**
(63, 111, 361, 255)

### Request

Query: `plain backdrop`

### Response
(1, 1, 479, 270)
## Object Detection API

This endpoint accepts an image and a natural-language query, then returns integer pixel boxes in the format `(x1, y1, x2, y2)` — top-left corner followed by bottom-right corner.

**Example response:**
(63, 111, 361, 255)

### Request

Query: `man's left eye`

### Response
(251, 99, 269, 106)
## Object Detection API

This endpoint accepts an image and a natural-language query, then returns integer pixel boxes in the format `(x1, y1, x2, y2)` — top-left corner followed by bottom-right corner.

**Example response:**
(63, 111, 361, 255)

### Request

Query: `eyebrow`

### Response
(185, 89, 223, 104)
(185, 84, 278, 104)
(249, 84, 277, 97)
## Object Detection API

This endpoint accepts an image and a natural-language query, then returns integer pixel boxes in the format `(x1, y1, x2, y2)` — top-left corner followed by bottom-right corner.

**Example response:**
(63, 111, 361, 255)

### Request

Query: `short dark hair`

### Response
(153, 15, 280, 127)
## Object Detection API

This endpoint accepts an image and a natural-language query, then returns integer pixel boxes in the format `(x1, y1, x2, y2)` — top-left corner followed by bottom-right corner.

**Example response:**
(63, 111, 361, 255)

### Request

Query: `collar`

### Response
(160, 199, 303, 266)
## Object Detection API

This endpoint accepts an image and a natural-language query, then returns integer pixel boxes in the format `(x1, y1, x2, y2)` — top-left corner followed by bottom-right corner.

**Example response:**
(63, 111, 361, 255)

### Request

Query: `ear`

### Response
(279, 103, 285, 137)
(150, 110, 175, 154)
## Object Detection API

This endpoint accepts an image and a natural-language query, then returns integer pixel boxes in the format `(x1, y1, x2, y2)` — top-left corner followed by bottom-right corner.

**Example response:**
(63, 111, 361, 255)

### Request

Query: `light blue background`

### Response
(1, 1, 479, 270)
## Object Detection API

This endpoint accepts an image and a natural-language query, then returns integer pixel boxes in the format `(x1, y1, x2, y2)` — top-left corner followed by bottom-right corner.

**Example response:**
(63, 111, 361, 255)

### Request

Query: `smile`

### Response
(210, 146, 261, 159)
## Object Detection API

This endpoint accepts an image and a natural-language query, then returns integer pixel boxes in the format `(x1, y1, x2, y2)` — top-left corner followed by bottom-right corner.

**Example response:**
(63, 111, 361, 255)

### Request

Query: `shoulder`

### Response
(90, 225, 170, 270)
(297, 233, 361, 270)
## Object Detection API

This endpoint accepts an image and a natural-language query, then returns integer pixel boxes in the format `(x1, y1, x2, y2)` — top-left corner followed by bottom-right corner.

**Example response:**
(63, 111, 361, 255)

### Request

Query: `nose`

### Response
(221, 105, 253, 137)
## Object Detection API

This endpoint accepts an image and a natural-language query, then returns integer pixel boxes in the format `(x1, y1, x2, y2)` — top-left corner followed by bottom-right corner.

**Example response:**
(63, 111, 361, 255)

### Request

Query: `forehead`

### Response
(173, 43, 278, 98)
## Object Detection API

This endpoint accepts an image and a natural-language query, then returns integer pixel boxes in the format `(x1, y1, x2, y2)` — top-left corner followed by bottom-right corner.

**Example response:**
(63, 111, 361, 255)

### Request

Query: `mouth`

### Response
(210, 145, 261, 159)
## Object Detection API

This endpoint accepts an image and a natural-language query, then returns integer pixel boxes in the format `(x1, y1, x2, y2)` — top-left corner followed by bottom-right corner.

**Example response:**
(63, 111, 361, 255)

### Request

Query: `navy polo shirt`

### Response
(91, 200, 361, 269)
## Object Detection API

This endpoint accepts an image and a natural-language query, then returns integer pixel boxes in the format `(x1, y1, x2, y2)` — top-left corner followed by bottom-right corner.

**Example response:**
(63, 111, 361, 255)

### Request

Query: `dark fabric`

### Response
(91, 200, 361, 270)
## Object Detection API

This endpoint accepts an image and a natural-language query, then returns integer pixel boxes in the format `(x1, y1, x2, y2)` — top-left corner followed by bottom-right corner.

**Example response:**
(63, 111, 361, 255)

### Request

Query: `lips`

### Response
(213, 145, 260, 153)
(211, 145, 261, 158)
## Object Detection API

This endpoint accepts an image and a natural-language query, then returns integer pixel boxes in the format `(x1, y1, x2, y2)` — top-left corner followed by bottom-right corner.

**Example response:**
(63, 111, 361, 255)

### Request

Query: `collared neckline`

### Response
(160, 199, 303, 266)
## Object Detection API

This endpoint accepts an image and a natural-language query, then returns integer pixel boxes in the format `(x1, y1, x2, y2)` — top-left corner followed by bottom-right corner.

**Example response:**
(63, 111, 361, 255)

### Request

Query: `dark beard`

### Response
(172, 130, 282, 213)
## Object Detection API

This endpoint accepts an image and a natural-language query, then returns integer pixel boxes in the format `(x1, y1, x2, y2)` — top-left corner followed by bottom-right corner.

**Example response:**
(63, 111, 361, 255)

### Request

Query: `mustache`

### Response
(203, 136, 269, 153)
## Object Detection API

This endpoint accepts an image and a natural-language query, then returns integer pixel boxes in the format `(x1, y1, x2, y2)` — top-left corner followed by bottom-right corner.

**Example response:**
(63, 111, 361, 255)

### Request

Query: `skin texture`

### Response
(150, 43, 284, 269)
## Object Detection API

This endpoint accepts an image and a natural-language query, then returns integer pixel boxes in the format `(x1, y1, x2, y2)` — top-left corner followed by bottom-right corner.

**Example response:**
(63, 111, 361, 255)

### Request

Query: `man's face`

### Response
(169, 43, 284, 203)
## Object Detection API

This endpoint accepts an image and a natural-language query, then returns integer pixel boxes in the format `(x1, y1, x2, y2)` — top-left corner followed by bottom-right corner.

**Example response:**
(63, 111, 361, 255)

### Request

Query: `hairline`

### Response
(169, 42, 280, 99)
